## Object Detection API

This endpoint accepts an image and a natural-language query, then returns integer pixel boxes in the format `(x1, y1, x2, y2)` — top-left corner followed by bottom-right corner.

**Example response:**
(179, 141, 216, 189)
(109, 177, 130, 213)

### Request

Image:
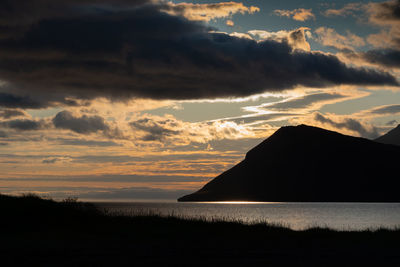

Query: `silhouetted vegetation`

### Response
(1, 194, 400, 266)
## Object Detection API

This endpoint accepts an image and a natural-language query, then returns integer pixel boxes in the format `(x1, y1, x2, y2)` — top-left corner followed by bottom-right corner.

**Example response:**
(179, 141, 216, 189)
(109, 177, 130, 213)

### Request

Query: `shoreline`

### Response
(2, 194, 400, 266)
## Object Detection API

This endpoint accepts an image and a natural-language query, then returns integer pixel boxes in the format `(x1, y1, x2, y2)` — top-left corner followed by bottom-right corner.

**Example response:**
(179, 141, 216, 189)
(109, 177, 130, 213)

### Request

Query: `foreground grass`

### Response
(1, 194, 400, 266)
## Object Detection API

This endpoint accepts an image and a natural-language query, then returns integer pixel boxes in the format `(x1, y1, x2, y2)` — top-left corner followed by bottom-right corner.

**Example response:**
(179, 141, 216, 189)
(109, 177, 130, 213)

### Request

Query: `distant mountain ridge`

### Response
(179, 125, 400, 202)
(375, 124, 400, 146)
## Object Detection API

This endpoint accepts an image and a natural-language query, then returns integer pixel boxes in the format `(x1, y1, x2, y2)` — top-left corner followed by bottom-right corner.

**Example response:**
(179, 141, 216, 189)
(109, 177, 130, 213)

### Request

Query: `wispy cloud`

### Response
(323, 3, 363, 17)
(314, 27, 365, 51)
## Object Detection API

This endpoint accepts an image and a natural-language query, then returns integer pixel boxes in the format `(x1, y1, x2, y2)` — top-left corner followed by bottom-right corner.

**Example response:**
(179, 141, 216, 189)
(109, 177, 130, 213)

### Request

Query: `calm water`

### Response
(95, 202, 400, 230)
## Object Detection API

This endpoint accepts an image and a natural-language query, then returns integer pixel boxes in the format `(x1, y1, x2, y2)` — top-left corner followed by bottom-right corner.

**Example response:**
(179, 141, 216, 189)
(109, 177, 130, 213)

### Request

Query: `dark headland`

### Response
(375, 124, 400, 146)
(179, 124, 400, 202)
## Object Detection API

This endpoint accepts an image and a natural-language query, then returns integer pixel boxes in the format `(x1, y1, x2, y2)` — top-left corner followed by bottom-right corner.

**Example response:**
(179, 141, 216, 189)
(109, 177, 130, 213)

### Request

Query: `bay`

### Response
(95, 202, 400, 231)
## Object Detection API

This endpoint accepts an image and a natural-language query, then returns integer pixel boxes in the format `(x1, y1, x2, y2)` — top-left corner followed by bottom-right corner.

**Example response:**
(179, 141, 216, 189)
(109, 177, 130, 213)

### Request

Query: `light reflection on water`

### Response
(95, 202, 400, 231)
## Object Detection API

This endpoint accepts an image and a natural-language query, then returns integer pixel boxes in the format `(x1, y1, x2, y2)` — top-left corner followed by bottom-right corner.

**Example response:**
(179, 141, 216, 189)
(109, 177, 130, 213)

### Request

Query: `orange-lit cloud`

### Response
(290, 101, 400, 139)
(314, 27, 365, 51)
(323, 3, 363, 17)
(248, 27, 311, 51)
(161, 1, 259, 22)
(226, 19, 234, 26)
(274, 8, 315, 21)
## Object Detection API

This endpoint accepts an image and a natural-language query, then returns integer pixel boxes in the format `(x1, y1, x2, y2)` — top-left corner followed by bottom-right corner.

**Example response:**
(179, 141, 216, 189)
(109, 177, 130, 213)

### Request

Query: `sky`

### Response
(1, 0, 400, 201)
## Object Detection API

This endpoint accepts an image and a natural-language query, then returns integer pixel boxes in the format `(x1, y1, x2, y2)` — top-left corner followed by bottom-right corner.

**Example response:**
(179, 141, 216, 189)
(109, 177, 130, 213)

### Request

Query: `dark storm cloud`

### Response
(0, 92, 81, 109)
(130, 118, 180, 141)
(0, 1, 397, 108)
(0, 109, 26, 119)
(0, 119, 46, 131)
(363, 49, 400, 68)
(314, 113, 379, 139)
(345, 49, 400, 69)
(0, 0, 150, 27)
(264, 93, 346, 111)
(0, 92, 47, 109)
(52, 110, 109, 134)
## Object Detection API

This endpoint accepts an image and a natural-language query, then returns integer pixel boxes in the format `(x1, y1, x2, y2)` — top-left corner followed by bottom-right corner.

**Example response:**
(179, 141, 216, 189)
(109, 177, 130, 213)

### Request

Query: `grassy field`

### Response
(1, 194, 400, 266)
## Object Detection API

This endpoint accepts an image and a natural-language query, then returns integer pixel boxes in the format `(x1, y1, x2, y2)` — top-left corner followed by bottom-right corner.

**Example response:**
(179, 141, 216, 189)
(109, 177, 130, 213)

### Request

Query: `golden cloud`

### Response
(274, 8, 315, 21)
(161, 1, 260, 22)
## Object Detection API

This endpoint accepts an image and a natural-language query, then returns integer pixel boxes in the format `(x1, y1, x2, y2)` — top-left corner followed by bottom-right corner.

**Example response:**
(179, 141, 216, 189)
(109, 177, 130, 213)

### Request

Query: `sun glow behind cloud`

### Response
(0, 0, 399, 200)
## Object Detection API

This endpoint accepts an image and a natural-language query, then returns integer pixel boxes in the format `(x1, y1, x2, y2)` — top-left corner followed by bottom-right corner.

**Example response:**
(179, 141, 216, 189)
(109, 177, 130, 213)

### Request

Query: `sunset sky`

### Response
(1, 0, 399, 200)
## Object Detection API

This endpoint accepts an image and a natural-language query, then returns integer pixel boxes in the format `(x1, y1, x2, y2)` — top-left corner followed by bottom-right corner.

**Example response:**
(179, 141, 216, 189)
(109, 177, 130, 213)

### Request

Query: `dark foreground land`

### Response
(1, 194, 400, 267)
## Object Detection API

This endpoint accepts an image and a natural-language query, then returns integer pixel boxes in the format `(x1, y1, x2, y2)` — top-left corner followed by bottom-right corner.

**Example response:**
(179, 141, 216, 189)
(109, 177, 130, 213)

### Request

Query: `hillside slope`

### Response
(179, 125, 400, 202)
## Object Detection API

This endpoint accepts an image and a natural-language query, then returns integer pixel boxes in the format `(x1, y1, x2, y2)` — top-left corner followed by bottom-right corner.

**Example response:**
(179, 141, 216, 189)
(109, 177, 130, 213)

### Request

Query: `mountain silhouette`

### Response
(375, 124, 400, 146)
(179, 125, 400, 202)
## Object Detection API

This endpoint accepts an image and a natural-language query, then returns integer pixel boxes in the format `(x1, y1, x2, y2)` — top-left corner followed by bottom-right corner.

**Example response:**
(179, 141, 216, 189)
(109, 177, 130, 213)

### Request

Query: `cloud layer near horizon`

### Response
(0, 0, 397, 109)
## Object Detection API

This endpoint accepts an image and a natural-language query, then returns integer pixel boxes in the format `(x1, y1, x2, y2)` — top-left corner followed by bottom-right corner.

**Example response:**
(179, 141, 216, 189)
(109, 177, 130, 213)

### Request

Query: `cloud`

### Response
(364, 1, 400, 49)
(287, 27, 312, 51)
(340, 2, 400, 69)
(56, 138, 120, 147)
(0, 1, 396, 108)
(366, 0, 400, 27)
(229, 32, 253, 39)
(314, 27, 365, 51)
(222, 113, 298, 124)
(313, 112, 379, 139)
(367, 30, 399, 49)
(368, 104, 400, 115)
(42, 158, 60, 164)
(226, 19, 234, 27)
(0, 0, 151, 27)
(338, 0, 400, 71)
(0, 119, 46, 131)
(248, 27, 311, 51)
(0, 91, 81, 109)
(0, 130, 8, 137)
(386, 119, 398, 125)
(274, 8, 315, 21)
(41, 156, 71, 164)
(160, 1, 259, 22)
(129, 114, 256, 144)
(263, 92, 348, 111)
(0, 92, 52, 109)
(343, 49, 400, 69)
(52, 110, 109, 134)
(323, 3, 363, 17)
(336, 1, 399, 70)
(0, 109, 27, 119)
(130, 117, 181, 141)
(324, 1, 400, 63)
(226, 91, 364, 126)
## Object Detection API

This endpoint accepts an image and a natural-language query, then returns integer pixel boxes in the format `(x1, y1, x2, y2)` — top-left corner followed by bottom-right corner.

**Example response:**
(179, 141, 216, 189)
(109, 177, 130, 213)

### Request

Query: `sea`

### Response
(95, 201, 400, 231)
